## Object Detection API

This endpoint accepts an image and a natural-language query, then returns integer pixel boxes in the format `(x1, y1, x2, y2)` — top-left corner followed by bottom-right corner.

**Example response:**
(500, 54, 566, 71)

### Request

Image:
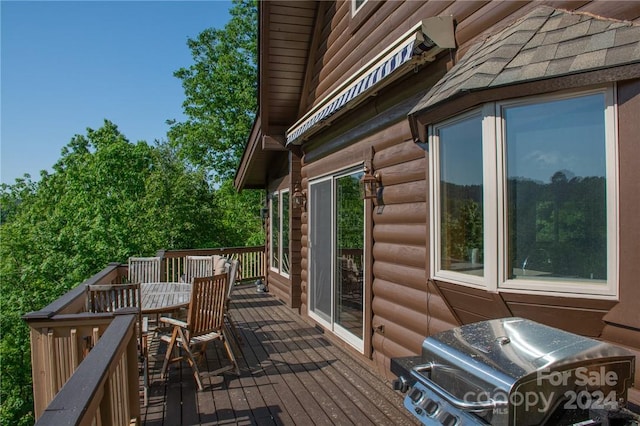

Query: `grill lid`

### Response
(421, 317, 634, 392)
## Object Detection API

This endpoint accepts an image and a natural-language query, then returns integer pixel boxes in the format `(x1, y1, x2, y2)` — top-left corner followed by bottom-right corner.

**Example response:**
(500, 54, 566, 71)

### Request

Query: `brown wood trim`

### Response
(604, 78, 640, 331)
(426, 280, 453, 320)
(290, 152, 302, 310)
(500, 292, 618, 310)
(260, 2, 270, 136)
(234, 114, 262, 190)
(500, 292, 616, 337)
(432, 280, 512, 325)
(262, 135, 287, 151)
(161, 246, 265, 258)
(364, 182, 374, 359)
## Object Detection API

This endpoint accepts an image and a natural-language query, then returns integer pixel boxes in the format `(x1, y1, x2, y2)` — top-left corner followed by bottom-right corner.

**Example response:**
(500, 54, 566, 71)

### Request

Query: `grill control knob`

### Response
(392, 376, 409, 393)
(441, 413, 458, 426)
(408, 387, 423, 403)
(423, 399, 438, 416)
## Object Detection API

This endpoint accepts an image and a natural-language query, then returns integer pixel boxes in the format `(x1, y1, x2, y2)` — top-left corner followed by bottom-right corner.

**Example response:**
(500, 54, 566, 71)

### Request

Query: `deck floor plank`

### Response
(256, 294, 373, 425)
(234, 305, 308, 425)
(141, 285, 418, 425)
(237, 292, 337, 425)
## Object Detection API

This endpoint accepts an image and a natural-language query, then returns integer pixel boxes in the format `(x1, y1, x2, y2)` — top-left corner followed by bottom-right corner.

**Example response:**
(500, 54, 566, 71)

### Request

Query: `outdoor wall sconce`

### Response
(361, 165, 381, 200)
(292, 182, 307, 210)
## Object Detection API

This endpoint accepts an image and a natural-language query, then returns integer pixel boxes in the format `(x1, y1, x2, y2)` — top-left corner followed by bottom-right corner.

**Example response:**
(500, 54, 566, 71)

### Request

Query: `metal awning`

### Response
(286, 16, 454, 146)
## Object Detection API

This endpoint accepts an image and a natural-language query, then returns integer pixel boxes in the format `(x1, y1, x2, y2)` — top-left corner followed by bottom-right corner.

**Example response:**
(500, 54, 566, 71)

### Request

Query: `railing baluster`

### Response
(24, 247, 266, 422)
(70, 329, 79, 369)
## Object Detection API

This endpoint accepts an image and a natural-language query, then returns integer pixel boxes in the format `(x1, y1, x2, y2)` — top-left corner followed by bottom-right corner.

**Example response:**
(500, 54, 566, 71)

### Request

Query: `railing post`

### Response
(156, 249, 167, 282)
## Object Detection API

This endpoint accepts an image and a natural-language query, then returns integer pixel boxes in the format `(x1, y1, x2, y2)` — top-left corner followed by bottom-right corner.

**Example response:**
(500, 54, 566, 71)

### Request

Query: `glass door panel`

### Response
(335, 172, 364, 341)
(309, 179, 332, 324)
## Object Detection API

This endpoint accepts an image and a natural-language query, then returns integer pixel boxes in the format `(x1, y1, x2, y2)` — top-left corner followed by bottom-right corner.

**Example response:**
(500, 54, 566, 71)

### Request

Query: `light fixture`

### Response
(361, 165, 381, 200)
(292, 182, 307, 210)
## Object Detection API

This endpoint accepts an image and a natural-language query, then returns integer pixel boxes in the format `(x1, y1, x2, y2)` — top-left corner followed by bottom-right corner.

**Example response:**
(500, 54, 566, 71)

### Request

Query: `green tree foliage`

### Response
(2, 3, 265, 422)
(0, 121, 222, 425)
(167, 0, 263, 248)
(169, 0, 258, 181)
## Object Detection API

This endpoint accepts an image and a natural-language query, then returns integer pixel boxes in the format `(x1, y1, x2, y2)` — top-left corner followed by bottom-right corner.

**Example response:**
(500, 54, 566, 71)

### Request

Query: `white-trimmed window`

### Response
(429, 87, 618, 298)
(270, 189, 290, 277)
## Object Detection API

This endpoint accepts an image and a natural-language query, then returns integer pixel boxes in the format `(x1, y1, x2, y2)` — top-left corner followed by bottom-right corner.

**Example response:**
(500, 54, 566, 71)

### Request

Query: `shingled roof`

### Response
(409, 6, 640, 116)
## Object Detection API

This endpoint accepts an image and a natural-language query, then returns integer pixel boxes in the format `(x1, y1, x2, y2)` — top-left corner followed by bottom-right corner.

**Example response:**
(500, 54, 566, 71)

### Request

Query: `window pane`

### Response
(282, 191, 290, 275)
(438, 115, 484, 276)
(271, 194, 279, 270)
(336, 172, 364, 339)
(505, 94, 607, 282)
(309, 180, 332, 322)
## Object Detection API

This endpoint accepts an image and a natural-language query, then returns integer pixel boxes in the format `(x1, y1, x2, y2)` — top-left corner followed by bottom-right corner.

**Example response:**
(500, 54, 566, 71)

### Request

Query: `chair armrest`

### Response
(159, 317, 187, 328)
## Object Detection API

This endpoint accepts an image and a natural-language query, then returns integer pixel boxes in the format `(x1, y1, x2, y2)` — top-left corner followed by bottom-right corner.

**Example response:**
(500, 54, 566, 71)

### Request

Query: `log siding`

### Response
(248, 0, 640, 408)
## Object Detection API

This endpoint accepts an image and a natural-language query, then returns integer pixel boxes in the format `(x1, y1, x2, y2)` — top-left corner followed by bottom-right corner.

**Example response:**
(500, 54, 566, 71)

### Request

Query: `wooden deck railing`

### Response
(23, 246, 265, 423)
(33, 314, 140, 426)
(23, 263, 131, 420)
(157, 246, 266, 284)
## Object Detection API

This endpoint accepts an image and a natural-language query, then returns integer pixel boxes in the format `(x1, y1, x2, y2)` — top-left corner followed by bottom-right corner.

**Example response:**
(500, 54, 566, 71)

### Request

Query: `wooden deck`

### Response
(141, 284, 418, 425)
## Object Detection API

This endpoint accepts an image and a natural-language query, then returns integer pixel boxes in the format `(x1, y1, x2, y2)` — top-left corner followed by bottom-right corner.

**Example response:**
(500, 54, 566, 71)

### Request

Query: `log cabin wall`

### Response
(300, 118, 463, 373)
(298, 65, 460, 375)
(305, 1, 640, 115)
(277, 0, 640, 398)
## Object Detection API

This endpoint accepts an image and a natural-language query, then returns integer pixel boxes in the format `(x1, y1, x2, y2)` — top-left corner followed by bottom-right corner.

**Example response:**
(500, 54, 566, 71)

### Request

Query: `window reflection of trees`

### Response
(440, 182, 483, 270)
(509, 171, 606, 281)
(441, 170, 606, 281)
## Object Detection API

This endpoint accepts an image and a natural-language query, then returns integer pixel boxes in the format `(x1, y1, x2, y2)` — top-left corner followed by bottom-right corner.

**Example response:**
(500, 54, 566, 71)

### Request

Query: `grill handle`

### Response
(411, 364, 508, 412)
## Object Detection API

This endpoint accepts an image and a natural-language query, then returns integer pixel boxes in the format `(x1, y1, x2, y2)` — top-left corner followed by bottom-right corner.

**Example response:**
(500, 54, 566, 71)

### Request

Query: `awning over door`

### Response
(286, 16, 455, 146)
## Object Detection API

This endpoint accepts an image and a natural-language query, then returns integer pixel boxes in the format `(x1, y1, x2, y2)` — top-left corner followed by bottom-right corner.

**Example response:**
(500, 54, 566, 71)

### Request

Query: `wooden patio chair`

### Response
(86, 283, 149, 406)
(159, 274, 239, 391)
(128, 256, 161, 284)
(183, 255, 215, 284)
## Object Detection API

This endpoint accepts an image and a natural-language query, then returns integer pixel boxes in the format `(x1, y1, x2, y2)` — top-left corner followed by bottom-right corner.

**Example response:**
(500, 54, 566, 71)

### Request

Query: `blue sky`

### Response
(1, 0, 232, 184)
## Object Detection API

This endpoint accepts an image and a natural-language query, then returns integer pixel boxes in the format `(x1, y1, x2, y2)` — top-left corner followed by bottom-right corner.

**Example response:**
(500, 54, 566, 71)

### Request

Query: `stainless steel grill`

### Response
(391, 317, 638, 425)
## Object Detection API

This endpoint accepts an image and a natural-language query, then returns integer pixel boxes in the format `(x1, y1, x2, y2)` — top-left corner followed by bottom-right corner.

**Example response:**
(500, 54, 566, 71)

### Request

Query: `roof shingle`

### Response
(409, 6, 640, 117)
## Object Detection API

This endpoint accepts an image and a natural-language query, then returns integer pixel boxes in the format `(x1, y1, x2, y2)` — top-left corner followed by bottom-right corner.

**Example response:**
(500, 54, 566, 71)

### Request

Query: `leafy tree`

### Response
(0, 121, 221, 425)
(168, 0, 263, 248)
(2, 2, 265, 422)
(169, 0, 258, 181)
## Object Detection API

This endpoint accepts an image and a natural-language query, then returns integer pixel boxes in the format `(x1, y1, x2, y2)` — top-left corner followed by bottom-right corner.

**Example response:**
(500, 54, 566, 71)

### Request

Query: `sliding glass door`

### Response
(309, 168, 364, 351)
(309, 178, 332, 323)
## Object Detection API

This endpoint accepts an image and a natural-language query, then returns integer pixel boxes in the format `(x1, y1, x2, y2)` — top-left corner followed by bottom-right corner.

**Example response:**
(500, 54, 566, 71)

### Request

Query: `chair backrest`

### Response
(226, 259, 240, 299)
(187, 274, 228, 338)
(129, 256, 161, 284)
(184, 255, 215, 284)
(87, 283, 142, 313)
(87, 283, 143, 350)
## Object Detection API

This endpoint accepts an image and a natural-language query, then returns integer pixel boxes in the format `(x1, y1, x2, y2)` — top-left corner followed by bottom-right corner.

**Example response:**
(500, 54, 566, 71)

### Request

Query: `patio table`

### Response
(141, 282, 191, 314)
